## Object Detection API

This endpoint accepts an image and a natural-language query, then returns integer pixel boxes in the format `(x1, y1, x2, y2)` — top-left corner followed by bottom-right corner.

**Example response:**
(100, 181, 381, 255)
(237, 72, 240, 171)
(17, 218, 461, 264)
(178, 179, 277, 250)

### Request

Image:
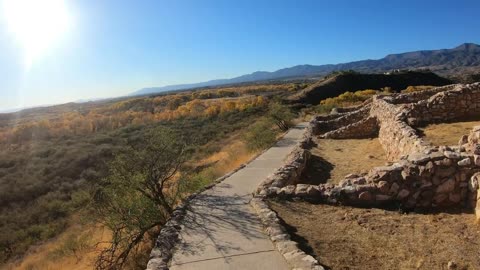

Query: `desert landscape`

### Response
(1, 1, 480, 269)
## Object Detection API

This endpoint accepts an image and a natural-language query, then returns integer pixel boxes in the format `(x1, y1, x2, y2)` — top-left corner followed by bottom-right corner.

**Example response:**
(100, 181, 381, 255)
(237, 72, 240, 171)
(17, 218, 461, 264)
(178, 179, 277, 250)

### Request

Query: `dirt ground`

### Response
(419, 120, 480, 146)
(302, 138, 387, 184)
(270, 200, 480, 270)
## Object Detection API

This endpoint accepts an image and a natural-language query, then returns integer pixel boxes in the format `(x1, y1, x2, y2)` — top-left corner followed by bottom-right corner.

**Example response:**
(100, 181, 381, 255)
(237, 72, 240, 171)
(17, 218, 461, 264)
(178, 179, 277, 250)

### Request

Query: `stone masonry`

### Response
(256, 82, 480, 220)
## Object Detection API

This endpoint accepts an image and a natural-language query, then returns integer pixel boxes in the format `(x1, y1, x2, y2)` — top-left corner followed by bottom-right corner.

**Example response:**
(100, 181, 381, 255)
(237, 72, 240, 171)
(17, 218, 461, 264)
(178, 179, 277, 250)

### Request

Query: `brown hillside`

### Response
(289, 71, 452, 105)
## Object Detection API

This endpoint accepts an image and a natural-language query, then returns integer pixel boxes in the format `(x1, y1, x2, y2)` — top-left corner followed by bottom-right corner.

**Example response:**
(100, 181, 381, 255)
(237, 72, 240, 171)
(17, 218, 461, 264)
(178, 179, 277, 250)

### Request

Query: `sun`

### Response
(3, 0, 71, 67)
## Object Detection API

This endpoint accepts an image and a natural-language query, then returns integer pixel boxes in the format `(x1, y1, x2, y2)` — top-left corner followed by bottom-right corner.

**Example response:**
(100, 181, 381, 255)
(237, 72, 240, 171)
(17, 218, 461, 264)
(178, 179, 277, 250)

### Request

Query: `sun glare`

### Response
(3, 0, 71, 67)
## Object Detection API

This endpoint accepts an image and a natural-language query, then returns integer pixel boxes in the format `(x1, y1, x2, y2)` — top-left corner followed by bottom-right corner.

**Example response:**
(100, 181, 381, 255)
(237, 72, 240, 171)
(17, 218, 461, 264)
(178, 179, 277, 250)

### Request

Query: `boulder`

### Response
(436, 179, 456, 194)
(397, 189, 410, 200)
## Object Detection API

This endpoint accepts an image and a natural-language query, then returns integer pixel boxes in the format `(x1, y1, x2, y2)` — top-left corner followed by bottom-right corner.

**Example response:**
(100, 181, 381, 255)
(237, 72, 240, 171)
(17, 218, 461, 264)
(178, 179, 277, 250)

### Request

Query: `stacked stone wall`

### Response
(266, 144, 479, 210)
(261, 83, 480, 220)
(405, 83, 480, 126)
(370, 97, 431, 160)
(322, 116, 378, 139)
(388, 84, 459, 105)
(316, 105, 371, 133)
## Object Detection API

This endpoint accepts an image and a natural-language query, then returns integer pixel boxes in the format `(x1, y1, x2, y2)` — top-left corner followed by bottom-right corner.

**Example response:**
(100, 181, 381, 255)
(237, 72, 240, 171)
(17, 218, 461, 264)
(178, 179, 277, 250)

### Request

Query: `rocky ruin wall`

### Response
(406, 83, 480, 126)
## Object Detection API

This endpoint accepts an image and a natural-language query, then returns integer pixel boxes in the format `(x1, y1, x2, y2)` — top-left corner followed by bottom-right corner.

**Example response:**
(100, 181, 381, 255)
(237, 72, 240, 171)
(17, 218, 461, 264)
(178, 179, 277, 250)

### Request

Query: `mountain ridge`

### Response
(131, 43, 480, 96)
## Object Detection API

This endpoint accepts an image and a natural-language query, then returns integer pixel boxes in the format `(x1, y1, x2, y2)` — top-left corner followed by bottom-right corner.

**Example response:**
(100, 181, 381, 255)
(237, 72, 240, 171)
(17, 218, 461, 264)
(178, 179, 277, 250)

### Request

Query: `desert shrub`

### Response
(267, 102, 295, 131)
(91, 127, 191, 269)
(244, 119, 277, 151)
(314, 103, 337, 114)
(401, 85, 435, 93)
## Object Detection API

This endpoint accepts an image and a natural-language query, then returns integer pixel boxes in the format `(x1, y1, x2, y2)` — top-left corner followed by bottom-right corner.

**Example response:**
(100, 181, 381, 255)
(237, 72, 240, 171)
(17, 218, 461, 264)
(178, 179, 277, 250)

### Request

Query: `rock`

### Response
(338, 179, 352, 187)
(447, 261, 457, 270)
(352, 177, 366, 185)
(444, 151, 461, 159)
(457, 157, 471, 166)
(459, 135, 468, 145)
(474, 155, 480, 166)
(280, 185, 296, 196)
(435, 166, 456, 178)
(271, 234, 290, 242)
(377, 181, 390, 193)
(389, 182, 400, 195)
(344, 173, 358, 179)
(277, 240, 299, 254)
(408, 153, 431, 164)
(267, 187, 280, 196)
(397, 189, 410, 200)
(436, 179, 456, 194)
(283, 249, 305, 261)
(358, 191, 373, 201)
(375, 194, 391, 201)
(474, 144, 480, 155)
(469, 173, 480, 191)
(306, 185, 321, 196)
(433, 193, 448, 204)
(435, 158, 453, 167)
(449, 192, 462, 203)
(294, 184, 309, 197)
(342, 185, 357, 194)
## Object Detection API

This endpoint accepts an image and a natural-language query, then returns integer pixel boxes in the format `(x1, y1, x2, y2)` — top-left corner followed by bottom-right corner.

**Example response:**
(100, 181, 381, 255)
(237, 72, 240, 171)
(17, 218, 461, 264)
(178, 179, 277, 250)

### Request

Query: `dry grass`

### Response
(197, 135, 257, 176)
(270, 200, 480, 270)
(4, 224, 110, 270)
(303, 137, 387, 184)
(419, 120, 480, 146)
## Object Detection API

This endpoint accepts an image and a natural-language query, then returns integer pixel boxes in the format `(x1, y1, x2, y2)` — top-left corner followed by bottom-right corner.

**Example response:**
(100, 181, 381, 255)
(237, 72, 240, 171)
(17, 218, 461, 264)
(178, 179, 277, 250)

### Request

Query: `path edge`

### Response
(145, 128, 291, 270)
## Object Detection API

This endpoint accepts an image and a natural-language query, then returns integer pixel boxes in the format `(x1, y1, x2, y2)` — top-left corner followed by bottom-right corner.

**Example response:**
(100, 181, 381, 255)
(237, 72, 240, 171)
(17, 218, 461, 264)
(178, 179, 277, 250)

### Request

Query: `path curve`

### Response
(169, 123, 307, 270)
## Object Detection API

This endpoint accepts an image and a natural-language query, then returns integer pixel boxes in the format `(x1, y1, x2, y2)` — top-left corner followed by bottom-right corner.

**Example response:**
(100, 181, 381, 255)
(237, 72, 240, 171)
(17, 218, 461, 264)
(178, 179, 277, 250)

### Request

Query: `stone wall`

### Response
(388, 84, 459, 105)
(405, 83, 480, 126)
(256, 121, 314, 195)
(265, 83, 480, 219)
(266, 143, 479, 210)
(313, 83, 480, 161)
(315, 105, 371, 133)
(370, 96, 431, 160)
(322, 116, 378, 139)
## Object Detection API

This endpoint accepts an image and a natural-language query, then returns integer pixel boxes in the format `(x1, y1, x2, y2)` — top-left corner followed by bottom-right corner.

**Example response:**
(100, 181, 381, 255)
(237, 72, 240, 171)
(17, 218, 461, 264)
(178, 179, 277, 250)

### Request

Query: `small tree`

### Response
(92, 127, 189, 270)
(267, 102, 295, 132)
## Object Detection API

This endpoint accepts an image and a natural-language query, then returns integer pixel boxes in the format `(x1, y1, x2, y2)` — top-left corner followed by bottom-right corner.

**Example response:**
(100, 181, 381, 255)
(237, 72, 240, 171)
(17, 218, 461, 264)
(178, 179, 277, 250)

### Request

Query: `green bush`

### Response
(244, 119, 277, 152)
(267, 102, 295, 131)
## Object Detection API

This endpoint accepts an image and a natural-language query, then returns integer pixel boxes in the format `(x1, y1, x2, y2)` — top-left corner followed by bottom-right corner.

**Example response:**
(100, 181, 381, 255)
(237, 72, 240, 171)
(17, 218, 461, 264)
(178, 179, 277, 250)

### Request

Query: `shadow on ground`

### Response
(300, 154, 334, 185)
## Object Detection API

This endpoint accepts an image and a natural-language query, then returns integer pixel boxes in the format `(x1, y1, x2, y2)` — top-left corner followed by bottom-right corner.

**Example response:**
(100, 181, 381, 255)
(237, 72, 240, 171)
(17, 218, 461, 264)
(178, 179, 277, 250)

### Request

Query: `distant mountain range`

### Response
(131, 43, 480, 96)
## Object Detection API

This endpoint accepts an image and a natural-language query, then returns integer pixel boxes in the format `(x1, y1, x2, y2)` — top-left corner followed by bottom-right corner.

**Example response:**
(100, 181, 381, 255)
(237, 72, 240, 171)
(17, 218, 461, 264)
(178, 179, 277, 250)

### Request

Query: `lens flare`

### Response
(3, 0, 71, 67)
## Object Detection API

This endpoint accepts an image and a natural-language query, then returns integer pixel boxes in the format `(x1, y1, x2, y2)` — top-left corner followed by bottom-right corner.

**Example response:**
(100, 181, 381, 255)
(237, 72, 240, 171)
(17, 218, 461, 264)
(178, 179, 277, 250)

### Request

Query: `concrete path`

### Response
(170, 123, 307, 270)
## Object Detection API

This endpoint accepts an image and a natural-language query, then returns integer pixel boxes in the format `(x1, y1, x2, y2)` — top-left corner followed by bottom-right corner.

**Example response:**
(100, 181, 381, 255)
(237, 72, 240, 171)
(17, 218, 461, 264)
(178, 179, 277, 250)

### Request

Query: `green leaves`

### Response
(91, 127, 188, 269)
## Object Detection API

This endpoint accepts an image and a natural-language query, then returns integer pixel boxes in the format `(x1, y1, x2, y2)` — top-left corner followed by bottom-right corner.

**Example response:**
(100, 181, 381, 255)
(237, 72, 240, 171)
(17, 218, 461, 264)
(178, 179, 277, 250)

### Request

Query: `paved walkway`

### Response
(170, 123, 307, 270)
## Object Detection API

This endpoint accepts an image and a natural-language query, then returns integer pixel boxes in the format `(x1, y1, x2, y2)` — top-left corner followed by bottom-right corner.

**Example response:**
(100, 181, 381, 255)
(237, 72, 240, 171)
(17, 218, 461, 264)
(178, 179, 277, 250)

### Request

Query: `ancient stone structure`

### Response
(148, 82, 480, 270)
(256, 83, 480, 219)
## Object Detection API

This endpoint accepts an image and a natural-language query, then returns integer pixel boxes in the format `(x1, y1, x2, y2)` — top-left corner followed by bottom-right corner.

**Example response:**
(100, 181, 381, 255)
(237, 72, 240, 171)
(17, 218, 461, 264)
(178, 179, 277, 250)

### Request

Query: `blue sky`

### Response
(0, 0, 479, 110)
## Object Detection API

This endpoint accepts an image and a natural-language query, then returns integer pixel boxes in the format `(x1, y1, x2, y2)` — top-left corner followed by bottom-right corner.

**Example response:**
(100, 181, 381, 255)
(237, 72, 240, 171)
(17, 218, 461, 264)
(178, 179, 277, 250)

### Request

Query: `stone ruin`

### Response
(147, 82, 480, 270)
(256, 82, 480, 220)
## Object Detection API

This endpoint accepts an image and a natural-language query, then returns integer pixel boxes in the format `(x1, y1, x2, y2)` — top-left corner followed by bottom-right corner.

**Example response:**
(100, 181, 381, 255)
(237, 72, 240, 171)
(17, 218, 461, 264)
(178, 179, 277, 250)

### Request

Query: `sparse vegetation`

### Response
(401, 85, 436, 93)
(91, 127, 190, 269)
(266, 102, 295, 132)
(0, 82, 300, 268)
(244, 119, 278, 152)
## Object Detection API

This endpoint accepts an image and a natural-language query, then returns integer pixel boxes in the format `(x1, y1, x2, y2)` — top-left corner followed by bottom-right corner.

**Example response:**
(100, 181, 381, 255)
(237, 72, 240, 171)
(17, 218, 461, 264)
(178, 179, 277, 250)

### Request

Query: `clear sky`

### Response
(0, 0, 479, 110)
